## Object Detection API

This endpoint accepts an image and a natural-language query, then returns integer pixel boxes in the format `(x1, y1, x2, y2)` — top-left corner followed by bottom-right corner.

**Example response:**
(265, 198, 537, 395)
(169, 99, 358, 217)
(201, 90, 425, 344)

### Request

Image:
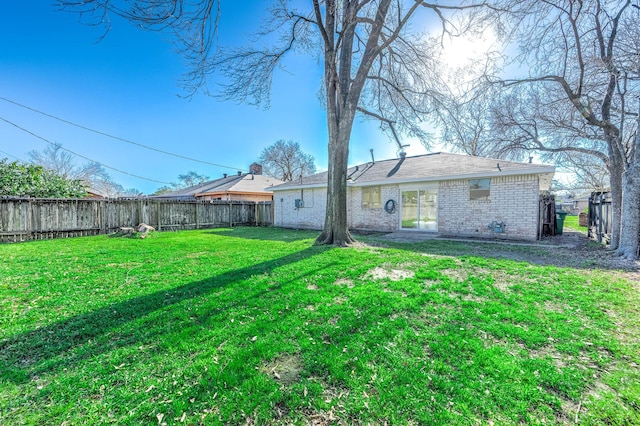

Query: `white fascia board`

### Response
(271, 183, 328, 191)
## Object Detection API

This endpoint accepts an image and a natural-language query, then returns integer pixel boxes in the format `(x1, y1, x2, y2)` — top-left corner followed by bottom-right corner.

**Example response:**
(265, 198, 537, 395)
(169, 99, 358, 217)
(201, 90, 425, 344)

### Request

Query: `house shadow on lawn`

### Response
(364, 230, 639, 273)
(0, 245, 330, 385)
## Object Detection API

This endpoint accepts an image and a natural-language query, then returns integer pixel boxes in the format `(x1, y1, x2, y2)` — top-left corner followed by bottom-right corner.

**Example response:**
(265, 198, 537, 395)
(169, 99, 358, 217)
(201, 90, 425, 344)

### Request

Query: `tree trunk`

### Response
(616, 100, 640, 259)
(618, 164, 640, 259)
(316, 117, 356, 246)
(607, 141, 623, 250)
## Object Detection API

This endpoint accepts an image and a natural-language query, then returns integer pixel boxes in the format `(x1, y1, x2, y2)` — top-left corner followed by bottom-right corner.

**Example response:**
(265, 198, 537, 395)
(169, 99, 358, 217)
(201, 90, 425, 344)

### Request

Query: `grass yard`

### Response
(1, 227, 638, 425)
(563, 215, 588, 233)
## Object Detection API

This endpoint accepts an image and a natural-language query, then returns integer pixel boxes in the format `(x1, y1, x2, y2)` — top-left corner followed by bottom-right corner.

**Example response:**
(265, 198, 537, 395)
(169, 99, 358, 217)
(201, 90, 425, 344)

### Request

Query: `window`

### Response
(469, 178, 490, 201)
(362, 186, 382, 208)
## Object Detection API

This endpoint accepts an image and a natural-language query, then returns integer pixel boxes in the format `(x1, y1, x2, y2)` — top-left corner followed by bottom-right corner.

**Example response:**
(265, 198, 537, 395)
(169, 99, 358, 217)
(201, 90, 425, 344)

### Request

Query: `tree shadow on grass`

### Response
(0, 245, 330, 385)
(207, 226, 321, 242)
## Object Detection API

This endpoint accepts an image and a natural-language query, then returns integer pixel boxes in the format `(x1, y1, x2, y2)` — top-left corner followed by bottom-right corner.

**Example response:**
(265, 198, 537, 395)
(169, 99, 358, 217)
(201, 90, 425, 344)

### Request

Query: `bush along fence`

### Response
(587, 191, 612, 244)
(0, 197, 273, 243)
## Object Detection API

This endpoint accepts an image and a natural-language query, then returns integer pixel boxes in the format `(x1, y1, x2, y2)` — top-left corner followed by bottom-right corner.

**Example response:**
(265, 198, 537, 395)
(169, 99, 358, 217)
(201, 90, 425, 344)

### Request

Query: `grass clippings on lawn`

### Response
(0, 227, 638, 425)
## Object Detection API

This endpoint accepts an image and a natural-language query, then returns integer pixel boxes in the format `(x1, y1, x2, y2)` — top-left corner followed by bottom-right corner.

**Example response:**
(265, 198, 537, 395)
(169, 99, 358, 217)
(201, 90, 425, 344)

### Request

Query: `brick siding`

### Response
(274, 174, 540, 240)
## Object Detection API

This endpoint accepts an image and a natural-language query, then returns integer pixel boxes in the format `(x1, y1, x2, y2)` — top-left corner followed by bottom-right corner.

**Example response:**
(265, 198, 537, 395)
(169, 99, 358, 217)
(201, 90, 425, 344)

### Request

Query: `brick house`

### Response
(157, 163, 283, 202)
(271, 152, 555, 240)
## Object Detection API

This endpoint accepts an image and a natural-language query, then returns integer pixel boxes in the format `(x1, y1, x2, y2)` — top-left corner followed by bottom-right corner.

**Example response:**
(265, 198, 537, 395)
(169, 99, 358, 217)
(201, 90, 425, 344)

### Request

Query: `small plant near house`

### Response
(0, 228, 638, 424)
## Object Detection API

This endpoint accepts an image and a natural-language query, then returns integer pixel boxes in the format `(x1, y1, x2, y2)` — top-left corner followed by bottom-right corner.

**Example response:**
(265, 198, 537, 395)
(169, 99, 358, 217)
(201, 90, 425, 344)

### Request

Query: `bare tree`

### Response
(27, 143, 132, 196)
(28, 143, 78, 179)
(176, 171, 210, 188)
(60, 0, 502, 246)
(152, 171, 210, 195)
(487, 0, 640, 257)
(436, 85, 528, 160)
(560, 152, 610, 192)
(259, 140, 316, 182)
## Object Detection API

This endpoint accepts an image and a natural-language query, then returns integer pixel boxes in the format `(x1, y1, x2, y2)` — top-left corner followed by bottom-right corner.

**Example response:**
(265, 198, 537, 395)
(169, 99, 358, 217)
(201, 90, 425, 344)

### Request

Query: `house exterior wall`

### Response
(274, 173, 541, 240)
(437, 174, 540, 240)
(273, 188, 327, 229)
(348, 184, 399, 232)
(274, 185, 401, 231)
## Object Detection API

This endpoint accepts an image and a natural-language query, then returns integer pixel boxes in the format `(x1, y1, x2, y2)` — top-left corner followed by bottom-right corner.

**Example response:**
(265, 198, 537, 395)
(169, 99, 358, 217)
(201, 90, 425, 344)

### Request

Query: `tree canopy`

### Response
(0, 158, 88, 198)
(259, 140, 316, 182)
(491, 0, 640, 257)
(152, 171, 210, 195)
(28, 143, 139, 197)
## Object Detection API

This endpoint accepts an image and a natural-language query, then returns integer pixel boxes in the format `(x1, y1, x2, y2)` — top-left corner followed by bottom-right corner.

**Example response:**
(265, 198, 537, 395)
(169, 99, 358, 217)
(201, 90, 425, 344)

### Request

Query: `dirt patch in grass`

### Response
(368, 267, 415, 281)
(441, 269, 468, 282)
(543, 301, 568, 314)
(460, 294, 488, 303)
(334, 278, 355, 288)
(261, 354, 303, 386)
(333, 296, 348, 305)
(491, 272, 517, 293)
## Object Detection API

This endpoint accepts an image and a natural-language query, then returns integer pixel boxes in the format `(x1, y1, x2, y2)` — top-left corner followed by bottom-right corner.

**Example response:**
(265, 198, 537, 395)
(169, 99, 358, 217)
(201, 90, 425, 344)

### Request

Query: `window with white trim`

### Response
(362, 186, 382, 208)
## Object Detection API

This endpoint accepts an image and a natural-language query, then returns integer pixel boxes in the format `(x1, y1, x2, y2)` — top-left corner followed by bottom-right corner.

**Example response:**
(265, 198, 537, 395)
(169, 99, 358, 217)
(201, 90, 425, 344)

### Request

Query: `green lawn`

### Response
(1, 227, 638, 425)
(563, 215, 588, 233)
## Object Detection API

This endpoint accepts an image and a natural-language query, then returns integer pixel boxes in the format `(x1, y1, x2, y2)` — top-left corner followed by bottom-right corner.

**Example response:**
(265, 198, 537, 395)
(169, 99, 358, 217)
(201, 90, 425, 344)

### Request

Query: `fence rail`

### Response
(0, 198, 273, 243)
(587, 191, 612, 244)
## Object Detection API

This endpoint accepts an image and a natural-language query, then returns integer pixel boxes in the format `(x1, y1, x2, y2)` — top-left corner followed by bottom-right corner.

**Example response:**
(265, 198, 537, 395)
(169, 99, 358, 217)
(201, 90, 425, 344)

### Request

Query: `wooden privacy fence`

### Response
(0, 198, 273, 243)
(587, 191, 612, 244)
(538, 193, 557, 239)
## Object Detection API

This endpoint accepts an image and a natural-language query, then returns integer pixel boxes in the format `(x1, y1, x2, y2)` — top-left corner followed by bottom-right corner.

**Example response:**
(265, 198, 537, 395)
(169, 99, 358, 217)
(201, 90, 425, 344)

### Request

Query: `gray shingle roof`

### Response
(272, 152, 555, 190)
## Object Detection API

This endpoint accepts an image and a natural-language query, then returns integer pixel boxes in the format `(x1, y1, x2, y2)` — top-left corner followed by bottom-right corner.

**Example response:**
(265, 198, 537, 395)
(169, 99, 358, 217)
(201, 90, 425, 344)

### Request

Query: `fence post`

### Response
(156, 202, 162, 231)
(254, 202, 258, 226)
(99, 200, 104, 234)
(229, 202, 233, 228)
(195, 202, 199, 229)
(598, 193, 603, 243)
(28, 199, 34, 240)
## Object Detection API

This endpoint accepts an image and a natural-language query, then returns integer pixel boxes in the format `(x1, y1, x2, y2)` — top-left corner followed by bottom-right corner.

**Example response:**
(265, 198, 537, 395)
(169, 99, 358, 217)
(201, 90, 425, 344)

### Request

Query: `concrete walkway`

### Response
(378, 230, 587, 249)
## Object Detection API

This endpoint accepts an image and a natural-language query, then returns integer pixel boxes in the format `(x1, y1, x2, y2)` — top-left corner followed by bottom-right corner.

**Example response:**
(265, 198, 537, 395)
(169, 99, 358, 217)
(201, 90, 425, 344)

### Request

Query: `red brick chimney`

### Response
(249, 162, 263, 175)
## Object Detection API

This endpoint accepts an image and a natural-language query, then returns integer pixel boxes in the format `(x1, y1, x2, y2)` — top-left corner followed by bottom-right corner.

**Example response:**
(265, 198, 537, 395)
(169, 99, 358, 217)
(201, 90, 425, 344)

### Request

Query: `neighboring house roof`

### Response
(157, 173, 284, 199)
(272, 152, 555, 191)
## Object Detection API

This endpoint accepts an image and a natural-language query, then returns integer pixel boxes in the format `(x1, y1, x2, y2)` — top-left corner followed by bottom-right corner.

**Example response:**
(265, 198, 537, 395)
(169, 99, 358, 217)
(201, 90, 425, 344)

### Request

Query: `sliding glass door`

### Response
(401, 189, 437, 231)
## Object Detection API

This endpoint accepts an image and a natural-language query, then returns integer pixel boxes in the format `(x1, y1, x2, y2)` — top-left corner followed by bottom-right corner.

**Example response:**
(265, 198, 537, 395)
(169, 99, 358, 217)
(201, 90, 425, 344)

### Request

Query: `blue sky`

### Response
(1, 2, 436, 194)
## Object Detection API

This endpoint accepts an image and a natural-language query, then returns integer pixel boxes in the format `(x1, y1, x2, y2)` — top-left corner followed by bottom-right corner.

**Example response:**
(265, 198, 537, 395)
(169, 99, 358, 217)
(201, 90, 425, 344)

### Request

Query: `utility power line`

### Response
(0, 116, 172, 185)
(0, 96, 247, 172)
(0, 149, 23, 161)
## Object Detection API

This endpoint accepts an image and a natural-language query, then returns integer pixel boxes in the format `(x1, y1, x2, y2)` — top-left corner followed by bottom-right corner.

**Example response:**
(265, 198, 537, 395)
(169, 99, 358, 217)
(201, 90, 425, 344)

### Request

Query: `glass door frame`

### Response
(399, 183, 439, 232)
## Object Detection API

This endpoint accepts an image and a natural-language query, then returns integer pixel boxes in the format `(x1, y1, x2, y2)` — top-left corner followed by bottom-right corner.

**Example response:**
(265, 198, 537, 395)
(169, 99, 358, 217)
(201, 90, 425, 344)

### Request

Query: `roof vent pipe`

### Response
(223, 173, 228, 178)
(237, 171, 242, 176)
(370, 148, 375, 163)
